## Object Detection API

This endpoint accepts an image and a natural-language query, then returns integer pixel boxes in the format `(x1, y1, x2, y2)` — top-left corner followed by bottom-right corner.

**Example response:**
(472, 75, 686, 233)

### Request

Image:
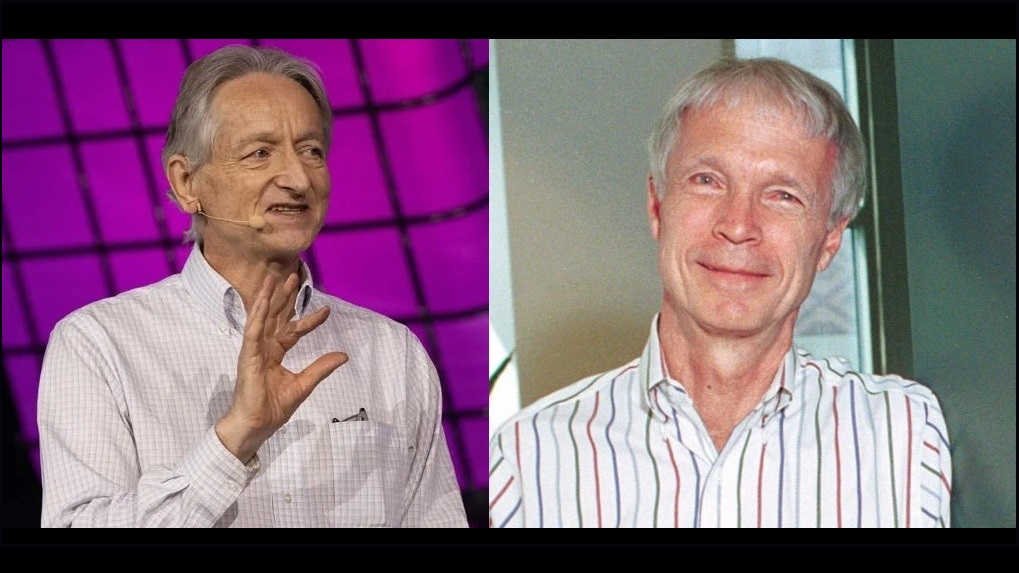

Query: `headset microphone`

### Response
(247, 214, 267, 230)
(197, 203, 267, 230)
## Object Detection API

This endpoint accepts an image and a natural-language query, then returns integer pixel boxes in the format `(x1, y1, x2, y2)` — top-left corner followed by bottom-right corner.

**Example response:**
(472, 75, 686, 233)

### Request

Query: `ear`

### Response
(166, 154, 200, 214)
(816, 217, 849, 272)
(647, 174, 662, 241)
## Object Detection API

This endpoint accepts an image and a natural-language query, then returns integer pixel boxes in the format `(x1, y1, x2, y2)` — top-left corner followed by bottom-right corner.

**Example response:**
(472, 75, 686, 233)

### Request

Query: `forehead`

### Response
(676, 101, 837, 164)
(682, 96, 811, 135)
(210, 72, 322, 135)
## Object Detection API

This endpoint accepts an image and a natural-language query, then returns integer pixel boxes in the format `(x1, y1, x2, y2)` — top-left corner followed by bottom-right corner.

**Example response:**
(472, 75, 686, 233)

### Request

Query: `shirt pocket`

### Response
(325, 420, 407, 526)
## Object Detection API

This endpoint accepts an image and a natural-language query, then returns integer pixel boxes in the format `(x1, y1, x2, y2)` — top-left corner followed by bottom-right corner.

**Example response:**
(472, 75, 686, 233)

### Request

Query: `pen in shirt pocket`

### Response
(333, 407, 368, 423)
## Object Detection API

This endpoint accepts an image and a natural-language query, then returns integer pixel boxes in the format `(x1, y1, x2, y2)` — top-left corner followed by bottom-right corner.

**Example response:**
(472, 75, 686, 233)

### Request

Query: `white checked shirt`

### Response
(38, 245, 467, 527)
(490, 315, 952, 528)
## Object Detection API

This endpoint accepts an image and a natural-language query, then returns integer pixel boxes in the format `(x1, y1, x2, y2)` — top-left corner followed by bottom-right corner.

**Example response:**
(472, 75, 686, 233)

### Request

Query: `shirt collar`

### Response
(639, 313, 796, 423)
(180, 244, 315, 331)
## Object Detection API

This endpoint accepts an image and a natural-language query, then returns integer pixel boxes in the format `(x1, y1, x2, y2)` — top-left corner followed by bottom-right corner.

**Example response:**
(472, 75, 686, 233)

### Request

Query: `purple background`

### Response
(1, 39, 488, 525)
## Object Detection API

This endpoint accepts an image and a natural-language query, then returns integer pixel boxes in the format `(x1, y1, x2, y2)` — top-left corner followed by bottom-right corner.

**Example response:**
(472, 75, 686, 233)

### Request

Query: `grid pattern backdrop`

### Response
(1, 38, 489, 526)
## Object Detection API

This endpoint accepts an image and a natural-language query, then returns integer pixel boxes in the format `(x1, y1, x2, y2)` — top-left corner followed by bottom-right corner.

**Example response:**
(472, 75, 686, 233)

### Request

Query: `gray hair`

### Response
(161, 44, 333, 243)
(647, 57, 866, 226)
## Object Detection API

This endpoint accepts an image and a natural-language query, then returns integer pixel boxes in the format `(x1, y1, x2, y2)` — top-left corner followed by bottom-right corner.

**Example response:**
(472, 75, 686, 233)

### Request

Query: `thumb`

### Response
(296, 351, 349, 393)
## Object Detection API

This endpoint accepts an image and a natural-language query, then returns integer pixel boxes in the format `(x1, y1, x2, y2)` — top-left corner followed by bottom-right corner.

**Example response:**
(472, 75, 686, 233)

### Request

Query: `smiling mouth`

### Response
(266, 204, 309, 214)
(699, 262, 769, 279)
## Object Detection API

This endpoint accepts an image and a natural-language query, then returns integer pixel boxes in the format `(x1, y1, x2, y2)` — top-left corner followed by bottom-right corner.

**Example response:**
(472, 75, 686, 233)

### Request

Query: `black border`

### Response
(2, 2, 1016, 40)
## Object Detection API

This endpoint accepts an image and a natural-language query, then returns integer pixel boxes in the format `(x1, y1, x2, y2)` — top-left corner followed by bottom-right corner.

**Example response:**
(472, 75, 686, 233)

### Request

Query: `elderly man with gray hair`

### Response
(489, 57, 951, 528)
(38, 44, 467, 528)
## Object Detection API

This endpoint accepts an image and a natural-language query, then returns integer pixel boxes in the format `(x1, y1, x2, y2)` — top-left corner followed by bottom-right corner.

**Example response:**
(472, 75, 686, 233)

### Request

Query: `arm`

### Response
(914, 396, 952, 528)
(489, 423, 524, 528)
(399, 328, 468, 527)
(38, 315, 254, 527)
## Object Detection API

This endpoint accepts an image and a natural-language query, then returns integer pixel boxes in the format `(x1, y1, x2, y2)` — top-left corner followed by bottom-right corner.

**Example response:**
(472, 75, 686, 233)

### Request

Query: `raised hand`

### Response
(216, 273, 349, 462)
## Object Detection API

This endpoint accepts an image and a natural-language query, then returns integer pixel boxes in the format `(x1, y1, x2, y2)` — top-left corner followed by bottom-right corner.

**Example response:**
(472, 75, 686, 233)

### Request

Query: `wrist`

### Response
(215, 413, 268, 464)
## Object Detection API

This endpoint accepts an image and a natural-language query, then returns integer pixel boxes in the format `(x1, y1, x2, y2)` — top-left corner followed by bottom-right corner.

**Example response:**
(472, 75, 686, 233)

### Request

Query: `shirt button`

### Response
(283, 494, 292, 504)
(279, 426, 287, 435)
(226, 480, 238, 492)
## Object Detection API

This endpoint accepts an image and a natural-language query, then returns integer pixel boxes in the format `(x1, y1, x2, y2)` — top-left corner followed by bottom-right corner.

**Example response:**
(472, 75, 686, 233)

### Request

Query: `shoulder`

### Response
(492, 358, 640, 440)
(801, 353, 945, 415)
(311, 290, 411, 336)
(51, 275, 183, 337)
(309, 289, 423, 358)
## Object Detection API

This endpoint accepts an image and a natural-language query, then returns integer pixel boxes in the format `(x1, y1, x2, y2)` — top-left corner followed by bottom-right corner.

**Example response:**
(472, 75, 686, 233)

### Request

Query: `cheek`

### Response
(656, 223, 695, 280)
(312, 171, 332, 199)
(197, 172, 239, 204)
(781, 230, 829, 283)
(658, 201, 713, 249)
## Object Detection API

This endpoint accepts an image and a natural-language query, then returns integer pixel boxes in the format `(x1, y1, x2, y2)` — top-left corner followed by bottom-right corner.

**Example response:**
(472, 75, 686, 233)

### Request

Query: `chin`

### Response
(266, 235, 314, 256)
(698, 303, 769, 335)
(701, 320, 767, 338)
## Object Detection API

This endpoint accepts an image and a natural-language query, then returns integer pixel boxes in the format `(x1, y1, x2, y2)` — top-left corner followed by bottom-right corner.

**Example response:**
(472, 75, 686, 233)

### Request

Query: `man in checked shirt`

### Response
(489, 57, 951, 528)
(37, 45, 467, 527)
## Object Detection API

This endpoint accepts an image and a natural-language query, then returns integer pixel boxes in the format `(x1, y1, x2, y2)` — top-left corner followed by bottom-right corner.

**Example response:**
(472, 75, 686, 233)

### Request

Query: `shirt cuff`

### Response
(177, 427, 260, 512)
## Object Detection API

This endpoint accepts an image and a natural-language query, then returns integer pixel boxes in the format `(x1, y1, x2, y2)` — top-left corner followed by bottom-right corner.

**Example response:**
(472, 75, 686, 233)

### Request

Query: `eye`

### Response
(767, 189, 805, 208)
(693, 173, 716, 186)
(247, 148, 271, 160)
(300, 146, 327, 166)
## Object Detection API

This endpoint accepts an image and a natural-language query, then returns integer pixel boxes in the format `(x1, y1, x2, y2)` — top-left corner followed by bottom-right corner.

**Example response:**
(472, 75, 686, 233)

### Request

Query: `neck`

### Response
(201, 240, 303, 313)
(657, 304, 794, 450)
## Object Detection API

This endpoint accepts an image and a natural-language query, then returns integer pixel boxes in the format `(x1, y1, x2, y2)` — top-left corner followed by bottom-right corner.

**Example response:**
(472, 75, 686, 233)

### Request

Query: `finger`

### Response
(243, 274, 274, 345)
(281, 272, 301, 325)
(290, 306, 331, 339)
(263, 273, 291, 336)
(275, 306, 329, 351)
(267, 273, 298, 334)
(237, 275, 274, 378)
(295, 351, 349, 394)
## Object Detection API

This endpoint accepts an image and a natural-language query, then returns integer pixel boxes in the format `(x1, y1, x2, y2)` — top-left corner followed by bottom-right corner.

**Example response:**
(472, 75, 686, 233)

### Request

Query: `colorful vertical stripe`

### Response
(489, 316, 953, 528)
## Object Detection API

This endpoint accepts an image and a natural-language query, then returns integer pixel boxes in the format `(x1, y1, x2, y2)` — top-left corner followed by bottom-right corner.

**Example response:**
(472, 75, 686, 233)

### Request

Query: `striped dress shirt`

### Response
(38, 245, 467, 527)
(489, 316, 952, 528)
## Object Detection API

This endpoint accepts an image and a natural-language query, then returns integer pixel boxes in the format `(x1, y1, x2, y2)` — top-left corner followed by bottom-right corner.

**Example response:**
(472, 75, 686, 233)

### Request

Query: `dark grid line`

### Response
(348, 38, 475, 491)
(178, 38, 194, 66)
(108, 39, 178, 277)
(458, 39, 475, 70)
(0, 209, 45, 352)
(465, 43, 489, 135)
(40, 39, 118, 298)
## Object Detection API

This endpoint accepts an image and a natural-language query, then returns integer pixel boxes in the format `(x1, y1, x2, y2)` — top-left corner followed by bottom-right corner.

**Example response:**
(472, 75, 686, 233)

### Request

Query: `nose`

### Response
(712, 192, 761, 245)
(273, 148, 312, 196)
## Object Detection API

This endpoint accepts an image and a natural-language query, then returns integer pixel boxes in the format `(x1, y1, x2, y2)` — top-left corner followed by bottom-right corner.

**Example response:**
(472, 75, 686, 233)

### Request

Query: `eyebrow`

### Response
(294, 129, 326, 144)
(237, 129, 326, 146)
(691, 155, 727, 173)
(692, 155, 809, 193)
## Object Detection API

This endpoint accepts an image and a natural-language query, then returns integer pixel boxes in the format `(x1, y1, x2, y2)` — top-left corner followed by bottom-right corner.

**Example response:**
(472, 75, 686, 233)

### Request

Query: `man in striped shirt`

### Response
(489, 57, 951, 527)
